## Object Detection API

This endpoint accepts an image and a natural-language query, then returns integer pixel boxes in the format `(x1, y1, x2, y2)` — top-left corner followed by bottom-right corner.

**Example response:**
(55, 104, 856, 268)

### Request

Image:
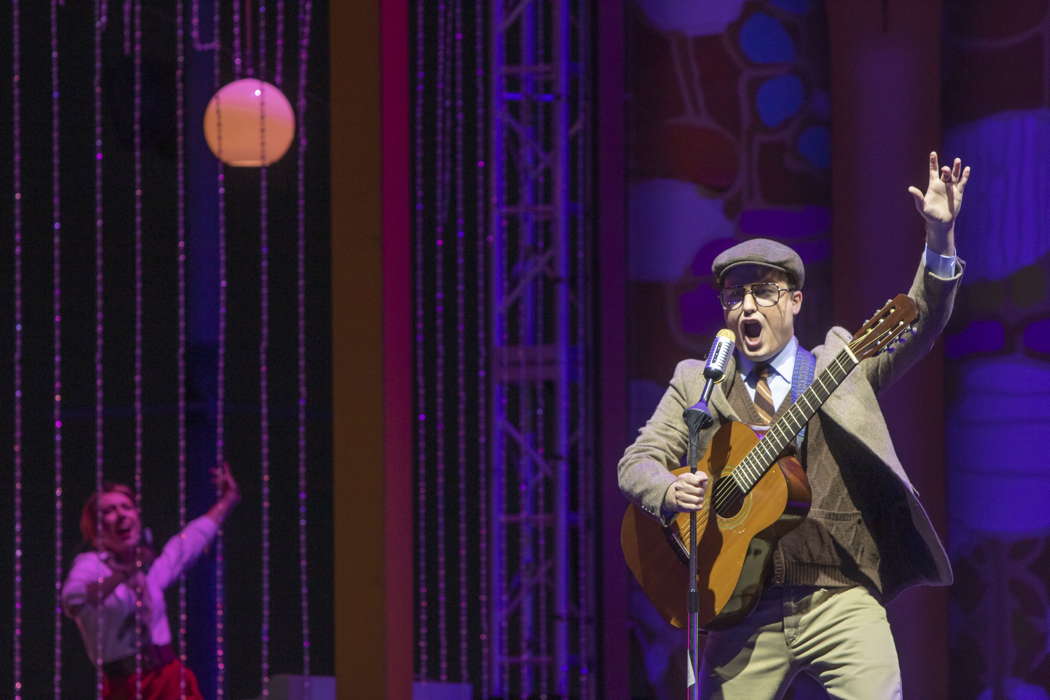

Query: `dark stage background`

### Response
(0, 2, 334, 698)
(2, 1, 1049, 699)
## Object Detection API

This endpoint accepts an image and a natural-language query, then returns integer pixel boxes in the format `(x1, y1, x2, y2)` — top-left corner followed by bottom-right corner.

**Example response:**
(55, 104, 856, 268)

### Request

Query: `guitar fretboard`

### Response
(713, 348, 858, 509)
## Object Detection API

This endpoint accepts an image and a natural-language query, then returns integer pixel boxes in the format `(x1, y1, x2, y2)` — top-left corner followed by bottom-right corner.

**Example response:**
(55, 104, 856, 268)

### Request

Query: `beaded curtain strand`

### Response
(232, 0, 243, 77)
(132, 0, 144, 538)
(494, 27, 512, 694)
(93, 2, 108, 696)
(122, 0, 132, 54)
(274, 0, 285, 86)
(50, 1, 65, 695)
(515, 5, 530, 684)
(434, 0, 450, 682)
(413, 0, 429, 680)
(453, 0, 469, 683)
(11, 0, 24, 695)
(175, 1, 190, 697)
(191, 0, 216, 50)
(496, 117, 511, 700)
(132, 2, 146, 694)
(257, 1, 274, 695)
(212, 0, 229, 694)
(295, 0, 315, 690)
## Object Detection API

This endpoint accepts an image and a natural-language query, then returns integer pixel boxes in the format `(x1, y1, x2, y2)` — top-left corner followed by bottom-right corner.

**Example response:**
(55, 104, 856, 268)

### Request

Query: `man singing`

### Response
(618, 152, 970, 698)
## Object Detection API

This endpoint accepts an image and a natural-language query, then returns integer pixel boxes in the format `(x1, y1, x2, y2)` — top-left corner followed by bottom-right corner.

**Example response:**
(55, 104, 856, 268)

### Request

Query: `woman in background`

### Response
(62, 464, 240, 699)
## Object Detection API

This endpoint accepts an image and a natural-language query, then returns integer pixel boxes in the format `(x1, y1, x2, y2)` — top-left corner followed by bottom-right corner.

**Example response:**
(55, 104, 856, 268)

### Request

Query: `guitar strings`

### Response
(716, 317, 907, 507)
(711, 350, 855, 512)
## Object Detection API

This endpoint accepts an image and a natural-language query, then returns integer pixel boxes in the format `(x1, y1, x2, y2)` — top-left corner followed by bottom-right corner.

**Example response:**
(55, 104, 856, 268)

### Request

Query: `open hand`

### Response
(212, 462, 240, 504)
(907, 151, 971, 255)
(205, 463, 241, 525)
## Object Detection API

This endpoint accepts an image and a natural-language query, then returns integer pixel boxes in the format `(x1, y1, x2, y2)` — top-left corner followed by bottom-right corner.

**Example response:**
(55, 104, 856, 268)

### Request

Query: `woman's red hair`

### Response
(79, 483, 136, 544)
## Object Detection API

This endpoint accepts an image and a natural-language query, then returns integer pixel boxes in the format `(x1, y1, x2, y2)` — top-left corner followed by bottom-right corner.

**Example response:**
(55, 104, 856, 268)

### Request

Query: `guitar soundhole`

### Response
(712, 477, 745, 518)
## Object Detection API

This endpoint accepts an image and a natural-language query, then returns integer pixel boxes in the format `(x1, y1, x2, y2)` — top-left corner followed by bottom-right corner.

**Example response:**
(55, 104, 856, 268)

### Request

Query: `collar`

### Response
(736, 335, 798, 383)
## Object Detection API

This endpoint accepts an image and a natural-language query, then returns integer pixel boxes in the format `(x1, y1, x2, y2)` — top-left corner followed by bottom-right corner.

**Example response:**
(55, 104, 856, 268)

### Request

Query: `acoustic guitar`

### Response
(621, 294, 919, 630)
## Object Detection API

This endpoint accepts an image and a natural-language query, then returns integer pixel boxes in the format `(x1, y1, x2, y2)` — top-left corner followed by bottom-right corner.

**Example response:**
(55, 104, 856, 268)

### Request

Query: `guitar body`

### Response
(620, 421, 812, 630)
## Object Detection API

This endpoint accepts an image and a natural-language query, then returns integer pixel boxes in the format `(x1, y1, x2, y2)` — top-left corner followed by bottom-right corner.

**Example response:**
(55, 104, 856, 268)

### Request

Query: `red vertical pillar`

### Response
(824, 2, 947, 696)
(381, 0, 413, 696)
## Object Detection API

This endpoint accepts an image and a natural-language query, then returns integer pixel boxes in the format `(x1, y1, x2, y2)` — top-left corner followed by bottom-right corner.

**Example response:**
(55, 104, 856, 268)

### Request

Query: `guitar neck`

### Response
(732, 348, 859, 493)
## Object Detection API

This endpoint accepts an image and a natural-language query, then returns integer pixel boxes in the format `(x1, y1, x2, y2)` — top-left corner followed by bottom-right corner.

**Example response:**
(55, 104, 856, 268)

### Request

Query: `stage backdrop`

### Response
(941, 0, 1050, 696)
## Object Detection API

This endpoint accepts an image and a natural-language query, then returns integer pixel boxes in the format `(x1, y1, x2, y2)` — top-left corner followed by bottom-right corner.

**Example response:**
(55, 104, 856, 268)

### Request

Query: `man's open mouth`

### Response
(742, 319, 763, 340)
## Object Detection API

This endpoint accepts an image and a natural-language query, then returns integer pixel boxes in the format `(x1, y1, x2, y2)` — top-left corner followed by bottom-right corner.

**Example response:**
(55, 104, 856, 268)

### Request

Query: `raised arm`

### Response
(864, 152, 972, 392)
(150, 463, 241, 590)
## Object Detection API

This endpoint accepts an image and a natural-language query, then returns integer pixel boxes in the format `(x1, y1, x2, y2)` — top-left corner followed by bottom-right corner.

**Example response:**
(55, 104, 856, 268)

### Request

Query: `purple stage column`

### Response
(597, 1, 630, 696)
(824, 1, 947, 697)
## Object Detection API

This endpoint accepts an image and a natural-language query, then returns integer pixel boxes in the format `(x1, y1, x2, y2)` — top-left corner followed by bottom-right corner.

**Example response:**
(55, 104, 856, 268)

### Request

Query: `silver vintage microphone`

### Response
(703, 328, 736, 383)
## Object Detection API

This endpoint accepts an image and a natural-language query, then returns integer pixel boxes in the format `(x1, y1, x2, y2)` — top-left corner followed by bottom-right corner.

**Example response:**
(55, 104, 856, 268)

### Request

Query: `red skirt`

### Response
(103, 658, 203, 700)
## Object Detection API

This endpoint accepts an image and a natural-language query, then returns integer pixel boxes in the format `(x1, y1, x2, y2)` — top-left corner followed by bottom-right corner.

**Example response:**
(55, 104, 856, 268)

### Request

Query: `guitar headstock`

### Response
(848, 294, 919, 361)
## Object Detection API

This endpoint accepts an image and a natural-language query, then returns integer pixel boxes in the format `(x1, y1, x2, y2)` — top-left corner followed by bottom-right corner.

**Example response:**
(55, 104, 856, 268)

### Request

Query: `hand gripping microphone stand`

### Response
(683, 329, 735, 699)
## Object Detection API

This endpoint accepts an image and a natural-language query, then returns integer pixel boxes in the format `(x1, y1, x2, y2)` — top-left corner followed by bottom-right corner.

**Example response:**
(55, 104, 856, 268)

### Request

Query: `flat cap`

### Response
(711, 238, 805, 289)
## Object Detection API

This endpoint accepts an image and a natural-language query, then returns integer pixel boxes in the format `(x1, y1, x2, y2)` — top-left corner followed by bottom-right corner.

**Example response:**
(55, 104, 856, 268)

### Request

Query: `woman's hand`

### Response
(87, 547, 152, 604)
(213, 462, 241, 504)
(206, 463, 241, 525)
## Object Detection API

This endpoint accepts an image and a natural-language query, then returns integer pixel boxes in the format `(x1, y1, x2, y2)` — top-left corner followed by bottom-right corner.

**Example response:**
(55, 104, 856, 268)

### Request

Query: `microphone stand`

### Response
(682, 379, 718, 700)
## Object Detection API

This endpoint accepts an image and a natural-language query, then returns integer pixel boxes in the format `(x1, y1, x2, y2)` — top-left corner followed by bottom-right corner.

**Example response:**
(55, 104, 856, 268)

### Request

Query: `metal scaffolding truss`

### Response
(488, 0, 595, 697)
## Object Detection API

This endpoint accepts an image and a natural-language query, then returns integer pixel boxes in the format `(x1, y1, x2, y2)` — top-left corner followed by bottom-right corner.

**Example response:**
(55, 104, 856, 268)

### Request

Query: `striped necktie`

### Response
(752, 364, 776, 425)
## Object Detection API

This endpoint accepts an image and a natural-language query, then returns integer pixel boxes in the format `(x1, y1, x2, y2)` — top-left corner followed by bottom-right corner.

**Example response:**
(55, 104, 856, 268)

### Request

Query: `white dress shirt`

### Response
(737, 336, 798, 412)
(62, 516, 218, 664)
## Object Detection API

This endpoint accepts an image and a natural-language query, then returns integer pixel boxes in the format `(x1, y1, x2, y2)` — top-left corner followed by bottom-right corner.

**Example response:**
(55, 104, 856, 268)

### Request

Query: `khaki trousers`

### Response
(699, 585, 902, 699)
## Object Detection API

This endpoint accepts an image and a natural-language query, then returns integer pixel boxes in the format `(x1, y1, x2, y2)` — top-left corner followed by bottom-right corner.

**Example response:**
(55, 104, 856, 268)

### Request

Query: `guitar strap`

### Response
(789, 344, 817, 452)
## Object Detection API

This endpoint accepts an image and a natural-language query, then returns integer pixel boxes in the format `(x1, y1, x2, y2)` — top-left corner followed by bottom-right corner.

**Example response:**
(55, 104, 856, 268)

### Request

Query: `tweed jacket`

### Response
(617, 255, 963, 601)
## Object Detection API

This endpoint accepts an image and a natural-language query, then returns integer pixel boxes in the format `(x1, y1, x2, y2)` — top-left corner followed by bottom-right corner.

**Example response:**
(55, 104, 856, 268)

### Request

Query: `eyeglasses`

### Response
(719, 282, 795, 309)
